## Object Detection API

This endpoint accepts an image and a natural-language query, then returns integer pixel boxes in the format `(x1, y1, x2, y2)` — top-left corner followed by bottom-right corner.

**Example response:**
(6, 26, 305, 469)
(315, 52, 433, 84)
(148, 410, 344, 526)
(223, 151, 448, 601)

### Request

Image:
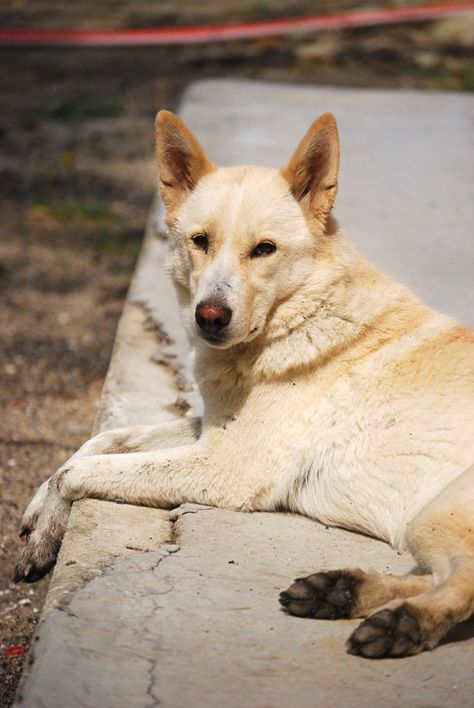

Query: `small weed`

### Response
(242, 4, 287, 21)
(30, 199, 119, 224)
(400, 63, 456, 88)
(26, 199, 142, 257)
(81, 225, 143, 257)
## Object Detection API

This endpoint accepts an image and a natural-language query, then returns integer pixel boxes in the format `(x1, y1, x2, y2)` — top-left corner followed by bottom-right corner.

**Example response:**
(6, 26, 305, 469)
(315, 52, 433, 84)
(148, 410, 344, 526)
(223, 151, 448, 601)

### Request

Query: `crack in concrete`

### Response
(146, 657, 160, 708)
(55, 605, 78, 618)
(17, 536, 180, 707)
(47, 537, 179, 616)
(98, 543, 180, 579)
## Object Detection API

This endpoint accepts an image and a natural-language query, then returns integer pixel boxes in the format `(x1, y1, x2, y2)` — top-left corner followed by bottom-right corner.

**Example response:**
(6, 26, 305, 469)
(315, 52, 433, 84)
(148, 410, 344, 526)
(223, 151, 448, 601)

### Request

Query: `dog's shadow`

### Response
(440, 615, 474, 647)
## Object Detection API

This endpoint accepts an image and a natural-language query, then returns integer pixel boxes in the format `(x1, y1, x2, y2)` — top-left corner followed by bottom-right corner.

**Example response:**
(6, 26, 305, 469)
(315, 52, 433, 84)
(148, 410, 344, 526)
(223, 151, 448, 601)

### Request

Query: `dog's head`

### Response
(156, 110, 340, 348)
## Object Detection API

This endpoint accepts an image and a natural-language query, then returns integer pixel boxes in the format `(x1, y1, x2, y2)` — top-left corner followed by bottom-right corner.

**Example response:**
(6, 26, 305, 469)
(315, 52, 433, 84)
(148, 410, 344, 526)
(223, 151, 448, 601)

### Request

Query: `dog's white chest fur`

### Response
(201, 311, 473, 551)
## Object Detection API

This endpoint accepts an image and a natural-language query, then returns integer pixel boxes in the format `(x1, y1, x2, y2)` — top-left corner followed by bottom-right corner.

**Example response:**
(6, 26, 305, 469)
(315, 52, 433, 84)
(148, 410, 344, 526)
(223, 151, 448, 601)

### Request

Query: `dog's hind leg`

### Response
(19, 417, 201, 539)
(280, 568, 433, 620)
(347, 464, 474, 658)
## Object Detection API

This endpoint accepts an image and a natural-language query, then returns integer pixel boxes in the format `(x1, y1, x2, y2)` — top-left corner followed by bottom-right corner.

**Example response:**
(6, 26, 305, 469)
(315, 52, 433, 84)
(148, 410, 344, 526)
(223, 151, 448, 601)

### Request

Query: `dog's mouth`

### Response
(196, 318, 263, 348)
(200, 327, 261, 349)
(200, 332, 229, 347)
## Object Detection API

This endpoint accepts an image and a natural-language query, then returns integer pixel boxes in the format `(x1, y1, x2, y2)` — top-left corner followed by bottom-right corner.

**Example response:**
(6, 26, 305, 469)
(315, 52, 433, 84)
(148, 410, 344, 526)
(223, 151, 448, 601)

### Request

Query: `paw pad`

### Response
(347, 606, 422, 658)
(279, 570, 359, 619)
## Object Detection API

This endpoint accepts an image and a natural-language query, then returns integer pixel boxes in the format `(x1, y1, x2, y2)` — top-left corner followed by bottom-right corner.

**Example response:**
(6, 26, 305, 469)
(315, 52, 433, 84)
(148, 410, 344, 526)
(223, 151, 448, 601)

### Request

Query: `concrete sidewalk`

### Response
(16, 81, 474, 708)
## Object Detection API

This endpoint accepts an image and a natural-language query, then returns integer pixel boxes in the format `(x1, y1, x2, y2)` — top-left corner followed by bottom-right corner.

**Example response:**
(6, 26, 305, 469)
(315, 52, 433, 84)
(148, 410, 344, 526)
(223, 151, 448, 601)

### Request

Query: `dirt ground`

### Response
(0, 1, 472, 705)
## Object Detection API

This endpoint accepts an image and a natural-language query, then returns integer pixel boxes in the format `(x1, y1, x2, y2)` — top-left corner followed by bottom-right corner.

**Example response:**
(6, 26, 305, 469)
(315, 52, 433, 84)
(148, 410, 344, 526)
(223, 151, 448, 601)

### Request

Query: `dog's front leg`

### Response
(19, 417, 201, 541)
(14, 436, 273, 583)
(70, 417, 202, 459)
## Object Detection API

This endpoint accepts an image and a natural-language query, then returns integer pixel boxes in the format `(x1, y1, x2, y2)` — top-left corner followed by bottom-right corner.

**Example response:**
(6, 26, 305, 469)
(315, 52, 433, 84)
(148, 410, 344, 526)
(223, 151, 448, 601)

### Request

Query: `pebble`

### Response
(68, 425, 88, 435)
(57, 312, 71, 326)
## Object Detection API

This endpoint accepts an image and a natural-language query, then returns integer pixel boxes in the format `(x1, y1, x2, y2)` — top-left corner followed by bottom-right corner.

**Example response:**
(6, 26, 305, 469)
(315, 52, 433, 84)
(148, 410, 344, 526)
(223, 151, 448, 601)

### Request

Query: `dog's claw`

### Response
(13, 562, 45, 585)
(13, 537, 59, 584)
(19, 526, 32, 540)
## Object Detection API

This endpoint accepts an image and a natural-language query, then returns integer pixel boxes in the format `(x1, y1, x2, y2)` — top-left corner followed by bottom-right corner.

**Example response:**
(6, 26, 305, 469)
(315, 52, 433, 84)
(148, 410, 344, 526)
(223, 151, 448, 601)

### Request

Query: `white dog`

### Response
(16, 110, 474, 659)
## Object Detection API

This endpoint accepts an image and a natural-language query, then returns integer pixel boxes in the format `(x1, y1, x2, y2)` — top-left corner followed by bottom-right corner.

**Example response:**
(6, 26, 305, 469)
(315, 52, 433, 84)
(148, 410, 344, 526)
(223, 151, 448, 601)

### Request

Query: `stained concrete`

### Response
(42, 500, 173, 613)
(93, 212, 194, 434)
(16, 81, 474, 707)
(16, 509, 474, 708)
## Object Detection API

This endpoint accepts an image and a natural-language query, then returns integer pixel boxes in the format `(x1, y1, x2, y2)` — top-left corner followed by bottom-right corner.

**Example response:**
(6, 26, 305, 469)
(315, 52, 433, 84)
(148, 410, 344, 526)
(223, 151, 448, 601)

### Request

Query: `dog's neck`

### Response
(193, 225, 430, 398)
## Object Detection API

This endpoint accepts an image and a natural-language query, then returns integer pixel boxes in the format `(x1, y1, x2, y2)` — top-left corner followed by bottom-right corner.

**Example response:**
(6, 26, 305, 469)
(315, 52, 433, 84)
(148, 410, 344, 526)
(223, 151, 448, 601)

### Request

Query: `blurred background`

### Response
(0, 1, 473, 704)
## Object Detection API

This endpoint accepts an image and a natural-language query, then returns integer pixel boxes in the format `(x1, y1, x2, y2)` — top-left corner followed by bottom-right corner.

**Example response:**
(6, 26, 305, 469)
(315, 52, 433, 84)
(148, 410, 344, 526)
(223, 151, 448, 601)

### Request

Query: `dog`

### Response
(15, 110, 474, 659)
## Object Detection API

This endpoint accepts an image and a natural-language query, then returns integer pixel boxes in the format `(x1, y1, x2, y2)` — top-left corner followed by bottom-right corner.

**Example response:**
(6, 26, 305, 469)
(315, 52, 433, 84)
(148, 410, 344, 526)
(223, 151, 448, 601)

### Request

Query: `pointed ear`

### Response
(281, 113, 340, 224)
(155, 110, 216, 212)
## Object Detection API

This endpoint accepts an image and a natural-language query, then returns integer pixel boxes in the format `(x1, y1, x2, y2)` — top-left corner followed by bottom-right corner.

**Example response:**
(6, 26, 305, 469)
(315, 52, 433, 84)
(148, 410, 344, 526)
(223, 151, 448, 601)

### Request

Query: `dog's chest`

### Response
(238, 366, 470, 545)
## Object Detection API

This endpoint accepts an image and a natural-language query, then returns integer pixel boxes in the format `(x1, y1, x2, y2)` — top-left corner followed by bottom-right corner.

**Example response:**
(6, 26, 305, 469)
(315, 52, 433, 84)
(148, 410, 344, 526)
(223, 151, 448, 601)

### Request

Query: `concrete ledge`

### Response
(94, 210, 199, 434)
(16, 80, 474, 707)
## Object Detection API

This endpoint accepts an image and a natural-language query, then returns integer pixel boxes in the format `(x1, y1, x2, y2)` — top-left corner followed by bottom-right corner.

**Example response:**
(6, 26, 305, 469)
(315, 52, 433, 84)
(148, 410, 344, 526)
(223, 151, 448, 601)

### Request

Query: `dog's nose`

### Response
(195, 302, 232, 333)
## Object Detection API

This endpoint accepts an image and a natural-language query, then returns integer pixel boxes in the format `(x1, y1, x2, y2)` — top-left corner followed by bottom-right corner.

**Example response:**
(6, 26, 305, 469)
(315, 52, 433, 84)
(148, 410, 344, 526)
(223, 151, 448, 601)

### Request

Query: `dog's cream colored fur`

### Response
(16, 111, 474, 659)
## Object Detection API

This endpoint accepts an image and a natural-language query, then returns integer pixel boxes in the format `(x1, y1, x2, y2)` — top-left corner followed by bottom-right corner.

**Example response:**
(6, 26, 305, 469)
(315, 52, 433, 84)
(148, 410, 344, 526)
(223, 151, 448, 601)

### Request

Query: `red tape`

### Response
(5, 646, 26, 657)
(1, 3, 473, 47)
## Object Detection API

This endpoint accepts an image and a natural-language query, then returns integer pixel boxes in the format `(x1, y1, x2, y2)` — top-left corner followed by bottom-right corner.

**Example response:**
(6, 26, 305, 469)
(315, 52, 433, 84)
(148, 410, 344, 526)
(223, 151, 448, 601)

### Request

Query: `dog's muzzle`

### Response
(195, 301, 232, 340)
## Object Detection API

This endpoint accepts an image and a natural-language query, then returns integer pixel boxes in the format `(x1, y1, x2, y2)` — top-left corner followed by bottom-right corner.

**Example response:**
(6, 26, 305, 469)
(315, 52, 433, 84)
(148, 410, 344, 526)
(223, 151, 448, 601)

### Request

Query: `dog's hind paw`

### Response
(346, 605, 422, 659)
(279, 570, 361, 619)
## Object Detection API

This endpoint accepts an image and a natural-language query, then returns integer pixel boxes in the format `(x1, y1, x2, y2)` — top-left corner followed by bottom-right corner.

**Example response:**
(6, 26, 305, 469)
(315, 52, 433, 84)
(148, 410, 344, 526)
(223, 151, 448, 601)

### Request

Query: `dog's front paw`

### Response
(280, 570, 360, 619)
(346, 606, 422, 659)
(14, 495, 71, 583)
(19, 479, 50, 539)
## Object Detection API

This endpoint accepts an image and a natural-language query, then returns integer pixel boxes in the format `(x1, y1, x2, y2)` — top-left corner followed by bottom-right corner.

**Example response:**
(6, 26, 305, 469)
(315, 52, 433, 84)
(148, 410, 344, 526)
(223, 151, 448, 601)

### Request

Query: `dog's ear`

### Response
(155, 110, 216, 212)
(281, 113, 339, 224)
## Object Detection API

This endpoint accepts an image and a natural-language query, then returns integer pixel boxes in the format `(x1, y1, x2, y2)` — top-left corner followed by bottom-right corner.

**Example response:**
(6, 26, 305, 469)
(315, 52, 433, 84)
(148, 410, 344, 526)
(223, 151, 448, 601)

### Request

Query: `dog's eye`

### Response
(251, 241, 276, 258)
(191, 233, 209, 254)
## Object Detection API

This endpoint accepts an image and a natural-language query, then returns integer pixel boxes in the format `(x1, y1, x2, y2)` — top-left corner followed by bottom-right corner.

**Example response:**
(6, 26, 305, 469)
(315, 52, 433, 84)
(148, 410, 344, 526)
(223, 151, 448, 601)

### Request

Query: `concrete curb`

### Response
(16, 80, 474, 707)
